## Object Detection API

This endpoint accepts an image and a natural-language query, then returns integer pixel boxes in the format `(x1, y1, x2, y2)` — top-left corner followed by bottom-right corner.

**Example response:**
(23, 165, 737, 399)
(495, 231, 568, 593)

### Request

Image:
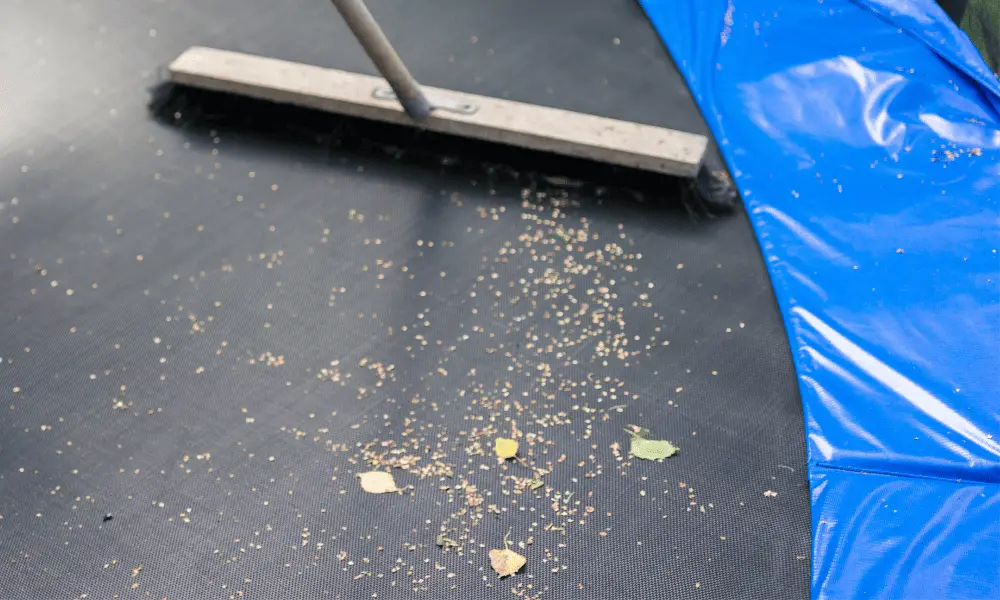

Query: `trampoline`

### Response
(0, 1, 997, 599)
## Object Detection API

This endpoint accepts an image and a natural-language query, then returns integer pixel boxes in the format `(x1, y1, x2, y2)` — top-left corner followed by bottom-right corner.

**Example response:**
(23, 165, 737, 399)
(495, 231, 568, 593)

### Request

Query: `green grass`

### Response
(961, 0, 1000, 74)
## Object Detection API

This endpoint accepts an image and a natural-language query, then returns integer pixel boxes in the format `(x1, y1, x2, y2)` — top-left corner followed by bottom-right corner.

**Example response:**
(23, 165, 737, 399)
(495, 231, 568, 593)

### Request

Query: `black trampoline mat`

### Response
(0, 1, 810, 598)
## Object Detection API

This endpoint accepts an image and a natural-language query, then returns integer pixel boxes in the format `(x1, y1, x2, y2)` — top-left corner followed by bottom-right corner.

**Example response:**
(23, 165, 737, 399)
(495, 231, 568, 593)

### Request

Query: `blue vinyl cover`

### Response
(638, 1, 1000, 598)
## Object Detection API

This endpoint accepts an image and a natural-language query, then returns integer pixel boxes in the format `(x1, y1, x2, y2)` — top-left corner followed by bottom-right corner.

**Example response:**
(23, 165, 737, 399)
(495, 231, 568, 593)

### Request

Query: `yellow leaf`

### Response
(494, 437, 518, 459)
(488, 548, 526, 577)
(357, 471, 399, 494)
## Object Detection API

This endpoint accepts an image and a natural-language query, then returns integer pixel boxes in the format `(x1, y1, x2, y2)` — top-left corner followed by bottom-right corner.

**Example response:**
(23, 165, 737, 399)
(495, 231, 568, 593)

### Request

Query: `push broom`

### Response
(166, 0, 708, 178)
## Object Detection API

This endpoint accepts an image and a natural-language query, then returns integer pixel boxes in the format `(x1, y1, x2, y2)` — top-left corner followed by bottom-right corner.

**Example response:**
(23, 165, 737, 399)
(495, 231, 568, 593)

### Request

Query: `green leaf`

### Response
(630, 436, 678, 461)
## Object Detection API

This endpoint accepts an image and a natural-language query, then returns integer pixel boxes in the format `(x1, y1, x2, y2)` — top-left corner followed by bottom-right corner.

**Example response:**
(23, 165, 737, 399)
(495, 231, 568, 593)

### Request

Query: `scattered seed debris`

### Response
(435, 531, 458, 549)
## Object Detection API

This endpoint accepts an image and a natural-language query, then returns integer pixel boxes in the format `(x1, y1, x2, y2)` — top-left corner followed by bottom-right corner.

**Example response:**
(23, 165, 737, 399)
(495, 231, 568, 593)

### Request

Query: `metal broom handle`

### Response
(329, 0, 433, 119)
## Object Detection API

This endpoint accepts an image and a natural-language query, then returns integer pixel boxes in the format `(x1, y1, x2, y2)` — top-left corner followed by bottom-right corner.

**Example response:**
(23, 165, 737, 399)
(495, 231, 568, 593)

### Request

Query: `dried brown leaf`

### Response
(488, 548, 526, 578)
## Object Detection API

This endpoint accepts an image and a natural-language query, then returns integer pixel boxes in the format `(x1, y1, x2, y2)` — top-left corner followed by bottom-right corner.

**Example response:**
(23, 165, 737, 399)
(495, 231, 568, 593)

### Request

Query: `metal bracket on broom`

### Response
(330, 0, 480, 118)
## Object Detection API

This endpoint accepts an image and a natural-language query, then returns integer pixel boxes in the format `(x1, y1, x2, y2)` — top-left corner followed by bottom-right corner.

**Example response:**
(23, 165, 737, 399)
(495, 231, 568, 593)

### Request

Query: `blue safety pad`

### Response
(638, 0, 1000, 597)
(811, 467, 1000, 599)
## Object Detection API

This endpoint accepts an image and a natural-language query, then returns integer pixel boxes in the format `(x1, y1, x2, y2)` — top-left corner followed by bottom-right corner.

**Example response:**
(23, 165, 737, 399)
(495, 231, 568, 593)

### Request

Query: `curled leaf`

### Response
(494, 437, 518, 459)
(628, 431, 678, 461)
(489, 548, 526, 577)
(357, 471, 399, 493)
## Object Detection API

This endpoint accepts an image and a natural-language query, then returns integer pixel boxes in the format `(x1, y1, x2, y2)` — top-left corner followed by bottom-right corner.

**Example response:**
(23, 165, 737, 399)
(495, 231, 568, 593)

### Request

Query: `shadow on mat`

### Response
(148, 82, 736, 220)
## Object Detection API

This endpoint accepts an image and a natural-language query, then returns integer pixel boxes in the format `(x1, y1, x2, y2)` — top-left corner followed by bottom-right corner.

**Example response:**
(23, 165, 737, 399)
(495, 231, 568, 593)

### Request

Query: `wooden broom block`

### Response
(169, 46, 708, 177)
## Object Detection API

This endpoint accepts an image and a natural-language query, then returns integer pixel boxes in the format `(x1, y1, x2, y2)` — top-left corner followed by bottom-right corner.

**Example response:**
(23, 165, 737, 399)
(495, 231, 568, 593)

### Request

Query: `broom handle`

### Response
(330, 0, 433, 119)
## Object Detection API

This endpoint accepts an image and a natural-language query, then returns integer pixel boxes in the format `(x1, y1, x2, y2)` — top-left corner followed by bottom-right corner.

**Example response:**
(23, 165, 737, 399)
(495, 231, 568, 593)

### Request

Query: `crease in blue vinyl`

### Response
(810, 467, 1000, 599)
(638, 0, 1000, 598)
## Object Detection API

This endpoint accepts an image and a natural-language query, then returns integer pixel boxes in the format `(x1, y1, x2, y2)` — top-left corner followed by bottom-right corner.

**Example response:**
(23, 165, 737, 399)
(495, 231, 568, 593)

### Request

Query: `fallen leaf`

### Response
(494, 437, 518, 459)
(489, 548, 526, 577)
(627, 428, 678, 461)
(357, 471, 399, 493)
(435, 531, 458, 548)
(489, 529, 526, 577)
